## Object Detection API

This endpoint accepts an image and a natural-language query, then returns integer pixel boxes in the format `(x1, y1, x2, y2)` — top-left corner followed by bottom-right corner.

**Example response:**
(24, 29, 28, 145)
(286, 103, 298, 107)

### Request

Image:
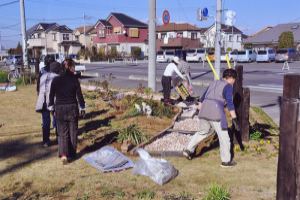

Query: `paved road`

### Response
(2, 60, 300, 125)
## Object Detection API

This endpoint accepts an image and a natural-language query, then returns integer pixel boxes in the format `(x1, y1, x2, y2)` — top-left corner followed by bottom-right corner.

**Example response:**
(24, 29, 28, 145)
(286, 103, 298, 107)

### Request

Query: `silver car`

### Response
(257, 49, 276, 63)
(156, 51, 175, 63)
(5, 55, 23, 65)
(275, 48, 299, 62)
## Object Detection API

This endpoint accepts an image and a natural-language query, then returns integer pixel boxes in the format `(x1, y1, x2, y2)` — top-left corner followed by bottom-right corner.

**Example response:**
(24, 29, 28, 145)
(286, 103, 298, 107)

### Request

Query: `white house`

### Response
(27, 23, 82, 57)
(200, 24, 243, 51)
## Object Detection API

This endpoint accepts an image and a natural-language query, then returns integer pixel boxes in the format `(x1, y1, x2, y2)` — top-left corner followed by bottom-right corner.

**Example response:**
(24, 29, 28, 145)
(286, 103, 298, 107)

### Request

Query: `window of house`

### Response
(237, 36, 241, 42)
(99, 29, 105, 37)
(63, 34, 69, 40)
(113, 27, 121, 34)
(38, 34, 41, 38)
(191, 33, 197, 40)
(130, 28, 139, 38)
(201, 36, 206, 41)
(52, 34, 56, 41)
(161, 34, 167, 38)
(91, 36, 93, 41)
(75, 36, 79, 41)
(229, 35, 233, 42)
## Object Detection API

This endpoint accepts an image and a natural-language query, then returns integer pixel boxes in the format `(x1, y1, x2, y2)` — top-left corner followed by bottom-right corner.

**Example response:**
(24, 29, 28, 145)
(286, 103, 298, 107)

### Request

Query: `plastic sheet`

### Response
(132, 148, 179, 186)
(84, 146, 134, 173)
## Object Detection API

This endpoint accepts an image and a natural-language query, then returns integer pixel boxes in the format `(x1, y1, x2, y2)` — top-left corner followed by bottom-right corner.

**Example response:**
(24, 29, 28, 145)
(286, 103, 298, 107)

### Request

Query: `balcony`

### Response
(27, 38, 46, 47)
(156, 38, 203, 49)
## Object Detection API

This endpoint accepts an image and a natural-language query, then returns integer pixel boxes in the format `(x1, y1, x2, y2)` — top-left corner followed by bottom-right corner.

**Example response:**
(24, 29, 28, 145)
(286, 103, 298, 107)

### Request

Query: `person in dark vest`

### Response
(183, 69, 240, 167)
(161, 56, 184, 105)
(35, 56, 58, 147)
(35, 57, 40, 74)
(48, 58, 86, 165)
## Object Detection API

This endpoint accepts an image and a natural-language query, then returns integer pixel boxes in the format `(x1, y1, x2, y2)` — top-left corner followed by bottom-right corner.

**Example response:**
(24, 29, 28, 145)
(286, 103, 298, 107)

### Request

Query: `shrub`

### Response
(278, 31, 294, 49)
(226, 47, 232, 52)
(0, 71, 8, 83)
(117, 124, 149, 145)
(15, 76, 30, 85)
(202, 182, 230, 200)
(232, 49, 238, 52)
(133, 47, 142, 58)
(244, 42, 252, 49)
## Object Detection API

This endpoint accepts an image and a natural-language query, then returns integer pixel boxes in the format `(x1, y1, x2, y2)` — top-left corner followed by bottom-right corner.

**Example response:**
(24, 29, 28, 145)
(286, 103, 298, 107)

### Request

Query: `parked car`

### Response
(257, 49, 276, 63)
(186, 48, 207, 62)
(39, 52, 65, 69)
(221, 51, 238, 62)
(69, 54, 80, 59)
(207, 52, 215, 62)
(156, 51, 175, 63)
(28, 57, 37, 65)
(39, 52, 85, 76)
(275, 48, 299, 62)
(4, 55, 22, 65)
(237, 49, 257, 63)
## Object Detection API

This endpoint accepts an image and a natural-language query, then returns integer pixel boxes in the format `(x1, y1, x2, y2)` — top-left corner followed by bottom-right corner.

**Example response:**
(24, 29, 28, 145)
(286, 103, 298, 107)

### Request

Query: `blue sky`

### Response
(1, 0, 300, 49)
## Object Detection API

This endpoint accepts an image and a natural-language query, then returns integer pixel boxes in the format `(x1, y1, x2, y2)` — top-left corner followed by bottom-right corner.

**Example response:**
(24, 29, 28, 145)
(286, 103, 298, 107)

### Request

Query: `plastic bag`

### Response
(132, 148, 179, 186)
(84, 146, 134, 173)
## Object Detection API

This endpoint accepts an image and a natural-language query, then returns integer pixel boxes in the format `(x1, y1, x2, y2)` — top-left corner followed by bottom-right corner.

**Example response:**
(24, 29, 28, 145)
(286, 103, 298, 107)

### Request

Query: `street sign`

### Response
(197, 8, 202, 21)
(162, 10, 170, 25)
(203, 7, 208, 17)
(225, 10, 236, 26)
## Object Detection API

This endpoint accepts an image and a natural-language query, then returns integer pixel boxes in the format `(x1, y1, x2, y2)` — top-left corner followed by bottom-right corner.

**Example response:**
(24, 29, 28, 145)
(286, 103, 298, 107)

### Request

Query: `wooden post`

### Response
(233, 65, 243, 143)
(241, 88, 250, 142)
(276, 74, 300, 200)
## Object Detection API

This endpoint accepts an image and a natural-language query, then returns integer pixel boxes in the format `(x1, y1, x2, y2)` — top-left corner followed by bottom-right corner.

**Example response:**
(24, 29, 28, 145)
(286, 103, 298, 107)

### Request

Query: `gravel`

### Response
(173, 118, 200, 131)
(181, 108, 197, 117)
(144, 132, 193, 151)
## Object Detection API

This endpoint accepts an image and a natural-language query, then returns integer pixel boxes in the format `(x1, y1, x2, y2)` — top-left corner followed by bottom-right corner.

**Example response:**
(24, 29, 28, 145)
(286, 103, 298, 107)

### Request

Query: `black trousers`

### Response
(161, 75, 172, 100)
(55, 104, 79, 158)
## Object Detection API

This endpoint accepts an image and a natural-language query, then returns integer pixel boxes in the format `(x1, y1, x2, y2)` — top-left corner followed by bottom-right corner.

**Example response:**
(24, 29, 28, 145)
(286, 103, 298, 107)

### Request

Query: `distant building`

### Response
(243, 23, 300, 51)
(200, 24, 243, 51)
(247, 26, 273, 39)
(26, 23, 82, 57)
(0, 46, 8, 60)
(73, 25, 95, 49)
(156, 23, 203, 51)
(93, 12, 149, 56)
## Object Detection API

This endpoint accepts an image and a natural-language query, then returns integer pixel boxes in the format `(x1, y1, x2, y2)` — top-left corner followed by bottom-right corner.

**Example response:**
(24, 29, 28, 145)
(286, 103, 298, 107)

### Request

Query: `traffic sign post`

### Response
(162, 10, 170, 25)
(203, 7, 208, 17)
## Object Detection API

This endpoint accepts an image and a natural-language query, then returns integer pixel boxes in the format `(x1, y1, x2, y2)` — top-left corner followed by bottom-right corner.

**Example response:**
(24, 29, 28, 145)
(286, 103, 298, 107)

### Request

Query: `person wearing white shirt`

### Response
(161, 56, 184, 105)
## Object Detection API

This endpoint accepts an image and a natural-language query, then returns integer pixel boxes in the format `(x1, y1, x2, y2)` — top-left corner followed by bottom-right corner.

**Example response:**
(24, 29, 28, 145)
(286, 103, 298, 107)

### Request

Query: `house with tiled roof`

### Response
(27, 23, 82, 57)
(93, 12, 149, 56)
(200, 23, 243, 51)
(248, 26, 273, 39)
(73, 25, 95, 48)
(243, 23, 300, 51)
(155, 23, 203, 51)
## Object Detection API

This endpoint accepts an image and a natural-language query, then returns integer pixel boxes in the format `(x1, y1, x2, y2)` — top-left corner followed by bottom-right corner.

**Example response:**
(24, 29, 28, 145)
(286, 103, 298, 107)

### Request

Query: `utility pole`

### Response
(20, 0, 28, 67)
(214, 0, 222, 80)
(83, 12, 86, 49)
(0, 31, 2, 61)
(148, 0, 156, 91)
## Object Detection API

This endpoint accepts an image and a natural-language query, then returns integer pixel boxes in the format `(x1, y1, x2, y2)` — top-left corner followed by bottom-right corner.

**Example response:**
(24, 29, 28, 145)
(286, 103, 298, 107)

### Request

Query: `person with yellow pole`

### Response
(183, 68, 240, 167)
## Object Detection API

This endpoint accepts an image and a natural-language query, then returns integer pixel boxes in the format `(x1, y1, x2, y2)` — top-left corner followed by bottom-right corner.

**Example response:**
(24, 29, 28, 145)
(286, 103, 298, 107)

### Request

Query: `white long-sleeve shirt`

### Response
(163, 63, 184, 78)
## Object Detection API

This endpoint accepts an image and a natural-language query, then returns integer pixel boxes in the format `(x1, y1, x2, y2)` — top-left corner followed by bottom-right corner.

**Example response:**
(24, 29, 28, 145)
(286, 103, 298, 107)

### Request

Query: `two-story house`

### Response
(73, 25, 95, 49)
(156, 23, 203, 51)
(200, 24, 243, 51)
(27, 23, 82, 57)
(93, 12, 149, 56)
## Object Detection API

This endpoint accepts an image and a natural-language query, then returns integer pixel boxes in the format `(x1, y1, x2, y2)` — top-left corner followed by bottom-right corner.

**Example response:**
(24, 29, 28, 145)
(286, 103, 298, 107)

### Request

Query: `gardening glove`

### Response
(232, 118, 240, 131)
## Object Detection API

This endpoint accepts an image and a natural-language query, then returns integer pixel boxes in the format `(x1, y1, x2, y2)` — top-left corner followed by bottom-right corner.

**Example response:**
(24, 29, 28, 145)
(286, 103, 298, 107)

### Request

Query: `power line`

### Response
(177, 0, 190, 23)
(2, 34, 21, 37)
(0, 0, 19, 7)
(290, 17, 300, 23)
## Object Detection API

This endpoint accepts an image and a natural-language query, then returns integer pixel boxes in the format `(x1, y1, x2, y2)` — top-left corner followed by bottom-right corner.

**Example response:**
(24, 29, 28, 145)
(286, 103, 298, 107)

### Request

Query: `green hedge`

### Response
(0, 71, 8, 83)
(15, 76, 30, 85)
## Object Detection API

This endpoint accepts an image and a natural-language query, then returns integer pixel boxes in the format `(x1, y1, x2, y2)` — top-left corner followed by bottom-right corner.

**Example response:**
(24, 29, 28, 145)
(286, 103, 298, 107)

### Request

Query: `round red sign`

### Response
(162, 10, 170, 25)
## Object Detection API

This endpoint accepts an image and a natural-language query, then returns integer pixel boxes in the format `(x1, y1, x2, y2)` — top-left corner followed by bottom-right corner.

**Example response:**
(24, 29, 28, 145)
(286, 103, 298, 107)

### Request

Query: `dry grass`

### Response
(0, 85, 278, 200)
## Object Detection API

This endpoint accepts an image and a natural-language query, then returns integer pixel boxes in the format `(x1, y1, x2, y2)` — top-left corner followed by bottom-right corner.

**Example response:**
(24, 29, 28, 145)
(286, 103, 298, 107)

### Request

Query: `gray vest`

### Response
(198, 80, 229, 121)
(35, 72, 58, 112)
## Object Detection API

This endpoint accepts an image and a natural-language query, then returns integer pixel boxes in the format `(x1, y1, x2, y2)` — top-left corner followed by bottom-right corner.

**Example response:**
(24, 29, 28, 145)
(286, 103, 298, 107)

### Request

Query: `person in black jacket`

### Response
(48, 58, 86, 165)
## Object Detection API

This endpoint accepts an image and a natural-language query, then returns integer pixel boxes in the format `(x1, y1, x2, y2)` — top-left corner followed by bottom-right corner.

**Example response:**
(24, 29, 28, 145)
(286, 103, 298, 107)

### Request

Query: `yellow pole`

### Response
(206, 55, 219, 80)
(225, 54, 232, 69)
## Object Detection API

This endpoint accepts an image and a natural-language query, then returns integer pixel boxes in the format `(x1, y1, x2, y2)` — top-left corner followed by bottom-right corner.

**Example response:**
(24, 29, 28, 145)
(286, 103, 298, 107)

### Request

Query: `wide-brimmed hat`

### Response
(50, 61, 61, 72)
(173, 56, 180, 64)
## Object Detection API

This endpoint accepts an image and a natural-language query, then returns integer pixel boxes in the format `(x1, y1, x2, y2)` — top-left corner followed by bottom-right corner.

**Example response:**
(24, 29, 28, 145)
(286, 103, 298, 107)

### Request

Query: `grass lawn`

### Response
(0, 85, 279, 200)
